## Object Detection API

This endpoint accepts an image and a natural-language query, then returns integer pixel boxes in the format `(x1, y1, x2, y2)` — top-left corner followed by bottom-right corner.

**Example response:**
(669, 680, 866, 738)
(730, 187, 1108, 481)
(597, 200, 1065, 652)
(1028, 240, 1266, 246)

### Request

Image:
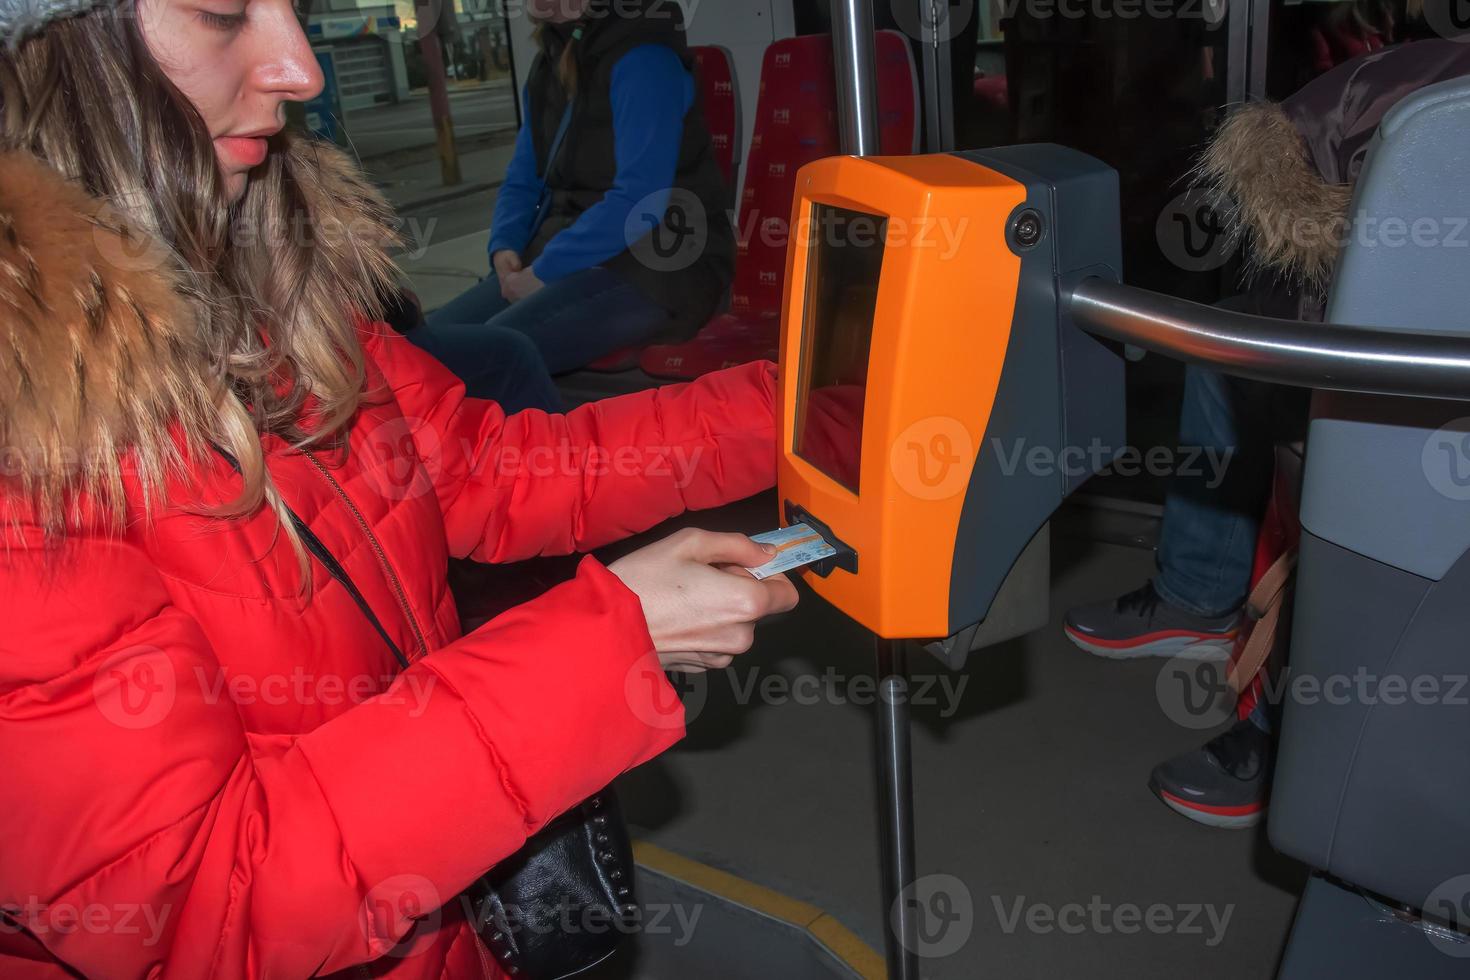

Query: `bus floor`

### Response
(590, 489, 1309, 979)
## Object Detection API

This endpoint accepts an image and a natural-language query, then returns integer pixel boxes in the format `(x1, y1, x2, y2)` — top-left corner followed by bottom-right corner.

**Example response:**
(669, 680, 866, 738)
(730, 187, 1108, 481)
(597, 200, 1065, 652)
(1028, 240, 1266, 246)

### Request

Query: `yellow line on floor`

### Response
(633, 840, 885, 979)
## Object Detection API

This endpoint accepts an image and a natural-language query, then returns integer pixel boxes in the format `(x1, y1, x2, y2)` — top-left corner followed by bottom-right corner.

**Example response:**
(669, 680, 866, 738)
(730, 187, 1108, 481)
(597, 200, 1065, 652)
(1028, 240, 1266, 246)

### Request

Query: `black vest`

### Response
(524, 0, 735, 335)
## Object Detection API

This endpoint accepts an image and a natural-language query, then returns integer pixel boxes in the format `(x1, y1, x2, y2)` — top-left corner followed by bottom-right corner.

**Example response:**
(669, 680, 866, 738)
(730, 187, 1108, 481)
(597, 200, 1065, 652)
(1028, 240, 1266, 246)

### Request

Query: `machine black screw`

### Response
(1012, 209, 1044, 250)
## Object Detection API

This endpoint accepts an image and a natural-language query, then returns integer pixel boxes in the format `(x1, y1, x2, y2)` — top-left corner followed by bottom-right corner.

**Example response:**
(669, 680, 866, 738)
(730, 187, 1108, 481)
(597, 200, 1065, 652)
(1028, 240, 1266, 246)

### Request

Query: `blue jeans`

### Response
(423, 266, 673, 378)
(1153, 364, 1309, 618)
(407, 323, 565, 415)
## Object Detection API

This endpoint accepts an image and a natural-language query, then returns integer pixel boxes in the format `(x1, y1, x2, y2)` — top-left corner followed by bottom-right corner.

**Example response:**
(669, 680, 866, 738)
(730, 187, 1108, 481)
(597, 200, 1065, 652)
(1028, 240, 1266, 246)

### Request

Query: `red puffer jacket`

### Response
(0, 152, 777, 979)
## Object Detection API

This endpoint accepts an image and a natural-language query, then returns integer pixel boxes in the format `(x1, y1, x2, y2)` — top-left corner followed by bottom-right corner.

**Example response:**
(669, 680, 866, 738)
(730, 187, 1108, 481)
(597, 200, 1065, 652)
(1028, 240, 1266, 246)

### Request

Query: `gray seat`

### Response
(1268, 76, 1470, 974)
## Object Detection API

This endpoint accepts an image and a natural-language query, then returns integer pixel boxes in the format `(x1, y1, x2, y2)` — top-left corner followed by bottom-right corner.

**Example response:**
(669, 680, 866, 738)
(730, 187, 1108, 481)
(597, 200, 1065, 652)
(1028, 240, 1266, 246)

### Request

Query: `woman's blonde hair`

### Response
(0, 4, 401, 556)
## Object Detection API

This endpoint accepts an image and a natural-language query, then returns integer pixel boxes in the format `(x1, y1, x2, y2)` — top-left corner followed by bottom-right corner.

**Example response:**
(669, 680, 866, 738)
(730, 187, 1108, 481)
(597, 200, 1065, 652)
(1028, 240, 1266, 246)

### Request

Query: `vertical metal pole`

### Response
(830, 0, 882, 155)
(1224, 0, 1248, 106)
(1247, 0, 1272, 101)
(1225, 0, 1270, 106)
(416, 0, 463, 186)
(919, 0, 956, 152)
(875, 637, 920, 980)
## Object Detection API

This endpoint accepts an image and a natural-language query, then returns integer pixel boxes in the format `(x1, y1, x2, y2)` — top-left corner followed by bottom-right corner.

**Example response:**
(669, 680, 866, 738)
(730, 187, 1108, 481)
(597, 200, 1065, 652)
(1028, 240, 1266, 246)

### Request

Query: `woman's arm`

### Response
(530, 44, 693, 281)
(359, 325, 777, 563)
(487, 86, 544, 263)
(0, 527, 680, 977)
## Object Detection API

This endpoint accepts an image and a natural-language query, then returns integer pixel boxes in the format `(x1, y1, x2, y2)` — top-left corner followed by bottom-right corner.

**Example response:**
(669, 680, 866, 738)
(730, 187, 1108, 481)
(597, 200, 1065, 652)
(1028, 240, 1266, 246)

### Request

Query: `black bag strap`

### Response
(527, 99, 576, 243)
(541, 100, 577, 183)
(213, 446, 410, 671)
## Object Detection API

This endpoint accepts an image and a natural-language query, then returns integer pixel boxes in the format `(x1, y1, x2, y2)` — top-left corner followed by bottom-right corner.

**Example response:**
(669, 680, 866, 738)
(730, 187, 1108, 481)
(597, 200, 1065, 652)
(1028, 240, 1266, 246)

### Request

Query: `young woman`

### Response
(411, 0, 736, 390)
(0, 0, 795, 975)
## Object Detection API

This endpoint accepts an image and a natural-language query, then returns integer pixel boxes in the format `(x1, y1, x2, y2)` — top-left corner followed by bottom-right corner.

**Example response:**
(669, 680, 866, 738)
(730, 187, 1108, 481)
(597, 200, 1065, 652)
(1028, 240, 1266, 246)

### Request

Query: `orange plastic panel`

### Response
(776, 154, 1027, 639)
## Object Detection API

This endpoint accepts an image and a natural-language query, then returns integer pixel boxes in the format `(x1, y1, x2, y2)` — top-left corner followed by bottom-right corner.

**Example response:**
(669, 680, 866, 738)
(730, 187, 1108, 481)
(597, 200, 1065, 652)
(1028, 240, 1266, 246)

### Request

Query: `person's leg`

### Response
(406, 322, 565, 415)
(425, 273, 512, 332)
(1152, 363, 1278, 618)
(485, 267, 674, 375)
(1065, 362, 1287, 660)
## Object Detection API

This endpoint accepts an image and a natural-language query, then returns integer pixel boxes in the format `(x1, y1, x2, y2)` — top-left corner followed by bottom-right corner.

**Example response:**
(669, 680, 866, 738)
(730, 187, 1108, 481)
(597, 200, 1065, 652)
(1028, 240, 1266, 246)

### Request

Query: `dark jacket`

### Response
(525, 0, 735, 336)
(1196, 39, 1470, 319)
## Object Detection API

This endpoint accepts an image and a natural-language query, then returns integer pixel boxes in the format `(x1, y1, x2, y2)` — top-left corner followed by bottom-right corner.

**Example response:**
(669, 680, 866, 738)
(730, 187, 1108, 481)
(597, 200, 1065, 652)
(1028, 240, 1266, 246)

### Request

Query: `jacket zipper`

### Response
(472, 929, 496, 979)
(303, 450, 429, 662)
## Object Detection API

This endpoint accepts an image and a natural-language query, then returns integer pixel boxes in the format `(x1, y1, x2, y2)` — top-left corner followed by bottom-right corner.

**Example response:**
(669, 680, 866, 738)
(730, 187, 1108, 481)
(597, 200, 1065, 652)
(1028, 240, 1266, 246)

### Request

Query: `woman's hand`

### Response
(608, 529, 800, 673)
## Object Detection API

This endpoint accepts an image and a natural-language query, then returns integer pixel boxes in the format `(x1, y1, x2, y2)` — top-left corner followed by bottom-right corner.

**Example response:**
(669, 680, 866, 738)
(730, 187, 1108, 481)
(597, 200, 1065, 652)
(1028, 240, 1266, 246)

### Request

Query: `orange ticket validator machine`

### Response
(776, 145, 1127, 654)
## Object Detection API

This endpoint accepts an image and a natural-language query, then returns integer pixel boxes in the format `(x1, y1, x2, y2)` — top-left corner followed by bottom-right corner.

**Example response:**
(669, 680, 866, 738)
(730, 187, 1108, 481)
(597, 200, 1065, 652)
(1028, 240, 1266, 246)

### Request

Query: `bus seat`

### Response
(693, 45, 741, 195)
(639, 30, 920, 382)
(1268, 76, 1470, 974)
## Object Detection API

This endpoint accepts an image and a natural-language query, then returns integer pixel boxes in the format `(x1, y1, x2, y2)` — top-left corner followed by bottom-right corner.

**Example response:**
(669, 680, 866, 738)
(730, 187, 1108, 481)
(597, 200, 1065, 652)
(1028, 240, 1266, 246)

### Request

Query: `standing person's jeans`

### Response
(1153, 364, 1309, 619)
(422, 266, 674, 378)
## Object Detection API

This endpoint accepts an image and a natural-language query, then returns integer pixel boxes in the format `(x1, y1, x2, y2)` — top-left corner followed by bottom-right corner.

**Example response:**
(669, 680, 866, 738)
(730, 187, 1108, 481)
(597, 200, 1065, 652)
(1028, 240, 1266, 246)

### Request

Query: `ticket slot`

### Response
(782, 502, 859, 578)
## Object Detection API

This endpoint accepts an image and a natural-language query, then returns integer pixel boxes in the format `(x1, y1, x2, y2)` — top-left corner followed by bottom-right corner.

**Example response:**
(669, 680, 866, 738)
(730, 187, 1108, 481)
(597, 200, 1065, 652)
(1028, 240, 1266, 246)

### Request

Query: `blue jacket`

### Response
(488, 43, 694, 282)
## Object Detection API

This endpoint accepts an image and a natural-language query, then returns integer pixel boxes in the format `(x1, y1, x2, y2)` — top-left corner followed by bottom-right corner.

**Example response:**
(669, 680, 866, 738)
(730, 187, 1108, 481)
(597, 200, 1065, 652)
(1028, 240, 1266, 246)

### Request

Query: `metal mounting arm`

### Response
(1068, 278, 1470, 402)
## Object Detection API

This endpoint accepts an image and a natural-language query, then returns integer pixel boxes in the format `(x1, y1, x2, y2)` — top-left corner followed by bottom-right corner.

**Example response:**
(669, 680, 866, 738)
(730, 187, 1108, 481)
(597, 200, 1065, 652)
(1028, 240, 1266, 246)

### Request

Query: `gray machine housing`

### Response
(926, 144, 1126, 668)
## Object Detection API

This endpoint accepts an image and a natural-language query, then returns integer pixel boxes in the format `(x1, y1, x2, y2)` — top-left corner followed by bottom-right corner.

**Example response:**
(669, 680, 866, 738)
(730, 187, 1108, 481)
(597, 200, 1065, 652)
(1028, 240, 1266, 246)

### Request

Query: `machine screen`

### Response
(793, 204, 887, 492)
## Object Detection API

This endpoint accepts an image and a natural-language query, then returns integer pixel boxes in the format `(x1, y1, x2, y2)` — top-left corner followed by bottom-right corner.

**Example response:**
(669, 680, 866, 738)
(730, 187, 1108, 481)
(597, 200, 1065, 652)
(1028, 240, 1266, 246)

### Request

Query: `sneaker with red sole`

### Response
(1148, 718, 1271, 829)
(1064, 581, 1239, 661)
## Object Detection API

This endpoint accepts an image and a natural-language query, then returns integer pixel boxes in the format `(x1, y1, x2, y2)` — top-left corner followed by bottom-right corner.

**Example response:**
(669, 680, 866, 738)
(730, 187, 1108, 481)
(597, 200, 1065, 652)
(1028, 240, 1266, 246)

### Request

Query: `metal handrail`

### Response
(1068, 278, 1470, 402)
(830, 0, 880, 156)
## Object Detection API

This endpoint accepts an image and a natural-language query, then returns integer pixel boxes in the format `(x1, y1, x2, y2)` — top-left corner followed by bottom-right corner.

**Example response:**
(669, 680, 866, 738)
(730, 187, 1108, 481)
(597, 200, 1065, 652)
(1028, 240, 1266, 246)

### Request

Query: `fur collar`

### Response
(1194, 101, 1353, 296)
(0, 138, 397, 529)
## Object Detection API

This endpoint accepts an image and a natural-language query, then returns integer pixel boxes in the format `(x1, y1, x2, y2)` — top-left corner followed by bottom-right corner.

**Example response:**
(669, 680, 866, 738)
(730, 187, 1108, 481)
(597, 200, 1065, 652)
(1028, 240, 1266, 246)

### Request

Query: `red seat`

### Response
(693, 45, 740, 192)
(640, 30, 920, 382)
(974, 73, 1010, 113)
(585, 44, 742, 374)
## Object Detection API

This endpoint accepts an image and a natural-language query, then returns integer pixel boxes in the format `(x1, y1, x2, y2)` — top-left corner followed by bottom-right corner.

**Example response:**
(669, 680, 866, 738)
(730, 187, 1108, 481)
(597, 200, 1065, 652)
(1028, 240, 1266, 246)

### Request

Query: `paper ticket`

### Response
(745, 523, 837, 580)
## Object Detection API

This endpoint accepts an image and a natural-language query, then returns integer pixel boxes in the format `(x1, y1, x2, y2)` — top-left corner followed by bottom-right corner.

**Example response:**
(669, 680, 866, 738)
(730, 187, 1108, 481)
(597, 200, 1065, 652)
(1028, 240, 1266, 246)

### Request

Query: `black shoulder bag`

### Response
(216, 449, 638, 979)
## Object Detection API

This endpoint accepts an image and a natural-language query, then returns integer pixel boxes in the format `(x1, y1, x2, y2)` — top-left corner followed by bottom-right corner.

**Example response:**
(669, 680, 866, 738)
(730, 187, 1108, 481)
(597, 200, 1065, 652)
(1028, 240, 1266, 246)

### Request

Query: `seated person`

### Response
(382, 284, 564, 415)
(410, 0, 735, 398)
(1065, 33, 1470, 827)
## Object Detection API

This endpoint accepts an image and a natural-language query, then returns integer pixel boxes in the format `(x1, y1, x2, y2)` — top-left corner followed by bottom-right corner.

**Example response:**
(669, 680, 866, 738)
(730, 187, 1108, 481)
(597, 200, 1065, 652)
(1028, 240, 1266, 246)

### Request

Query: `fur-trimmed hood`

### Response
(0, 138, 399, 528)
(1192, 41, 1470, 300)
(1192, 100, 1353, 297)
